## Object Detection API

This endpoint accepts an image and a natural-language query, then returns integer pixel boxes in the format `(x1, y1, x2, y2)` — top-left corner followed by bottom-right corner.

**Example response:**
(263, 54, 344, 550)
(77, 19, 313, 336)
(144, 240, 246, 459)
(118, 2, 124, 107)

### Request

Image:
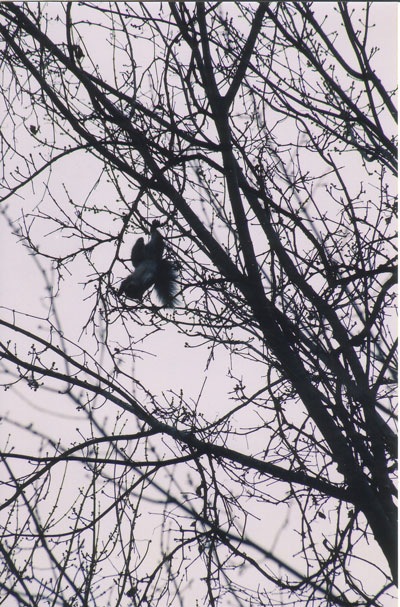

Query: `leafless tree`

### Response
(0, 3, 396, 607)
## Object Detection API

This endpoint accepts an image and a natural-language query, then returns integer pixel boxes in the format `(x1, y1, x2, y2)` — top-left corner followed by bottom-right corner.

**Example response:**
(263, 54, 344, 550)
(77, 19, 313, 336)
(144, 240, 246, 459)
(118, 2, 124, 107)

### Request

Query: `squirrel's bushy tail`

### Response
(154, 259, 179, 307)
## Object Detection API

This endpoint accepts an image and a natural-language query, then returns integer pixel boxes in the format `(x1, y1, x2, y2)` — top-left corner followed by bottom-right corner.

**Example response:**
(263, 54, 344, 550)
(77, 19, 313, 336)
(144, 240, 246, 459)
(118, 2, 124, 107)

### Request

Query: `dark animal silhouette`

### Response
(118, 221, 178, 307)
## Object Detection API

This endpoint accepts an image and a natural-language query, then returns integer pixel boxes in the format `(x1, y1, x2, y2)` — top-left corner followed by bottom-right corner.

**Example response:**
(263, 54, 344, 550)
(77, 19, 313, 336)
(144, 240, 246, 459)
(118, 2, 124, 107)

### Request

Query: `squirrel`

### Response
(118, 220, 178, 307)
